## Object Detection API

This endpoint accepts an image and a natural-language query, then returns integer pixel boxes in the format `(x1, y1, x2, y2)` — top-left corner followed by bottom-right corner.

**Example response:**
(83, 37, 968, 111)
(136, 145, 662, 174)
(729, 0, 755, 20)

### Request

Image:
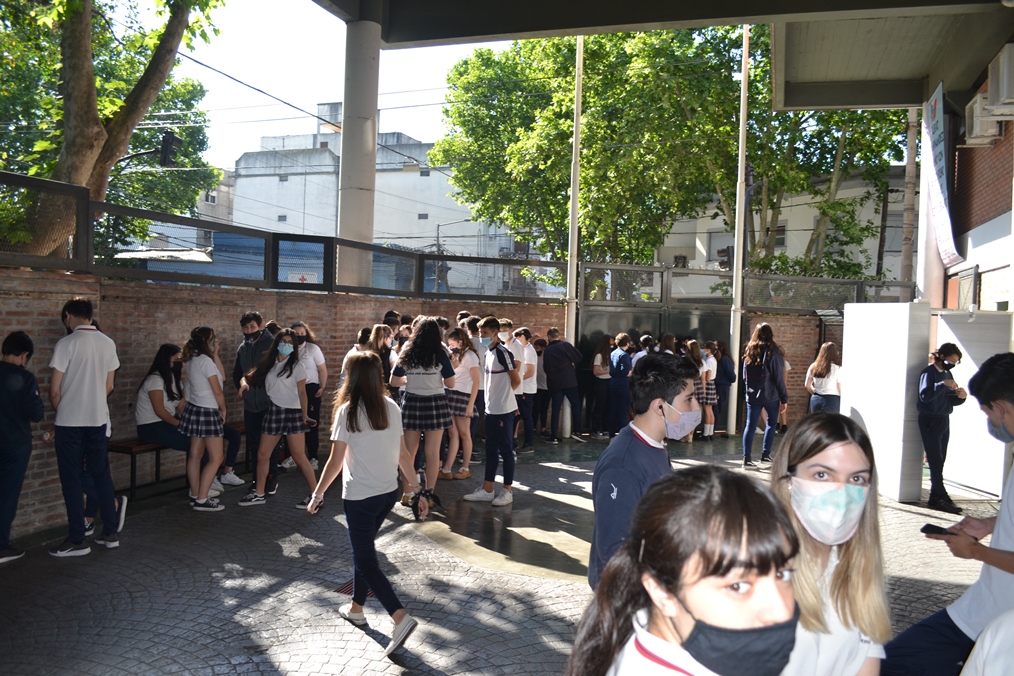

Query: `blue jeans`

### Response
(0, 440, 32, 550)
(56, 425, 117, 540)
(743, 399, 781, 461)
(550, 386, 582, 438)
(304, 383, 321, 460)
(882, 609, 974, 676)
(484, 412, 515, 486)
(809, 393, 840, 414)
(608, 386, 630, 436)
(515, 393, 535, 447)
(344, 488, 403, 615)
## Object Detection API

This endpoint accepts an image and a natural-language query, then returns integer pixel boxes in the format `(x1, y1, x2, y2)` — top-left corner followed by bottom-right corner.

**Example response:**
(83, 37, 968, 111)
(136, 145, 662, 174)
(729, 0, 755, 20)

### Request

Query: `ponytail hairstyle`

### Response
(810, 342, 841, 379)
(245, 328, 300, 387)
(335, 351, 389, 434)
(367, 324, 392, 355)
(181, 326, 214, 362)
(446, 328, 478, 360)
(139, 343, 184, 402)
(770, 413, 891, 643)
(686, 339, 703, 368)
(566, 465, 799, 676)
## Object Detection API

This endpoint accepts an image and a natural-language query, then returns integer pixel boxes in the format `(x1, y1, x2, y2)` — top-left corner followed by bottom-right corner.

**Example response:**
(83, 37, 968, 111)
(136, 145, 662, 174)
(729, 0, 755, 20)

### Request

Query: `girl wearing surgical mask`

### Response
(771, 412, 891, 676)
(238, 329, 317, 509)
(567, 465, 800, 676)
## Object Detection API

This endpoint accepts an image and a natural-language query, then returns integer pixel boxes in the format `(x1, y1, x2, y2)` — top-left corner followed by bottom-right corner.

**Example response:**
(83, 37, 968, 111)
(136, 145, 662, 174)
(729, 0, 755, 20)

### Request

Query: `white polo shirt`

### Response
(297, 341, 326, 385)
(50, 325, 119, 427)
(185, 354, 223, 409)
(522, 342, 538, 394)
(136, 374, 173, 426)
(265, 360, 308, 410)
(506, 338, 525, 396)
(484, 342, 517, 415)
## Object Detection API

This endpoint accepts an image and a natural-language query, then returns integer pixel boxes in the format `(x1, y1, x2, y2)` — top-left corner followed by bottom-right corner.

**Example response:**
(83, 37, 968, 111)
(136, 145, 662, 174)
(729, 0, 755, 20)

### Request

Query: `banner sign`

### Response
(921, 82, 964, 268)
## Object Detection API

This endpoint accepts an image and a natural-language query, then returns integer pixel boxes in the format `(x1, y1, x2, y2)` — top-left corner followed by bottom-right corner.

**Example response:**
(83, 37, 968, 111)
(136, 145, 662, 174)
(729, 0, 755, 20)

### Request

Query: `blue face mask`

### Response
(480, 337, 492, 347)
(988, 417, 1014, 444)
(278, 343, 294, 357)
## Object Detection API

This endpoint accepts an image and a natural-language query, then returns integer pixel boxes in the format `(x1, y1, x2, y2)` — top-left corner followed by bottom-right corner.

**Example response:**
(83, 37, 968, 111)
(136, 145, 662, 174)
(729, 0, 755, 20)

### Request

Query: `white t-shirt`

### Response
(135, 374, 176, 426)
(452, 350, 480, 395)
(948, 462, 1014, 639)
(961, 608, 1014, 675)
(807, 363, 842, 396)
(607, 609, 721, 676)
(484, 342, 518, 415)
(340, 345, 362, 375)
(185, 354, 223, 409)
(631, 350, 648, 368)
(331, 397, 404, 501)
(705, 354, 718, 380)
(297, 342, 326, 385)
(266, 359, 308, 409)
(50, 326, 120, 427)
(506, 339, 525, 395)
(781, 548, 885, 676)
(470, 335, 486, 390)
(522, 342, 538, 394)
(592, 353, 611, 380)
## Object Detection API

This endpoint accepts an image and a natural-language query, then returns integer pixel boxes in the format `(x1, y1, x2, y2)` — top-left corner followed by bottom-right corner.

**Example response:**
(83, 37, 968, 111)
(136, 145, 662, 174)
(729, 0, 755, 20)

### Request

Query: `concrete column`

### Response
(337, 4, 381, 287)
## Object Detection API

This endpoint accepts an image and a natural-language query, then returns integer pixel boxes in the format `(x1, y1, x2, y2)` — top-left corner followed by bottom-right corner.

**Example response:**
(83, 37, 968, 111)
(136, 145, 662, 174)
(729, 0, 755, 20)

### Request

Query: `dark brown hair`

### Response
(336, 351, 390, 434)
(744, 323, 780, 366)
(810, 342, 840, 379)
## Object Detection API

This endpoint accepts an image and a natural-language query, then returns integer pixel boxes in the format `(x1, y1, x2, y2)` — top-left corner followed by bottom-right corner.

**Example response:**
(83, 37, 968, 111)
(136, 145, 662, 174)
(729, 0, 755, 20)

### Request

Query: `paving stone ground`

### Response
(0, 435, 999, 674)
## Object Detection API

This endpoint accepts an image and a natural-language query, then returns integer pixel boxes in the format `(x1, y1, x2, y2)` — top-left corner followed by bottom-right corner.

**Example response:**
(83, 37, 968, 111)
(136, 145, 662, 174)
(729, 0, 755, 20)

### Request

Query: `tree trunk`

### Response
(875, 187, 889, 280)
(805, 124, 849, 269)
(901, 107, 918, 298)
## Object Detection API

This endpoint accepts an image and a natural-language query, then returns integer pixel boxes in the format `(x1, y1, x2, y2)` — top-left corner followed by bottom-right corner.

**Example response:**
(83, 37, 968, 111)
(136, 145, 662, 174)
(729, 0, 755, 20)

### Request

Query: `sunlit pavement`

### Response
(1, 433, 995, 674)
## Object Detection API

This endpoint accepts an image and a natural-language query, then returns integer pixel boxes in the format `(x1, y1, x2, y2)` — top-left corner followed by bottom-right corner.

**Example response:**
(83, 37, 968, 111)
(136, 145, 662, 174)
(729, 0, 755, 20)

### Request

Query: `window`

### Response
(204, 192, 216, 204)
(707, 230, 734, 261)
(418, 213, 429, 220)
(774, 221, 787, 249)
(277, 215, 287, 222)
(279, 175, 289, 182)
(420, 169, 430, 177)
(320, 141, 328, 149)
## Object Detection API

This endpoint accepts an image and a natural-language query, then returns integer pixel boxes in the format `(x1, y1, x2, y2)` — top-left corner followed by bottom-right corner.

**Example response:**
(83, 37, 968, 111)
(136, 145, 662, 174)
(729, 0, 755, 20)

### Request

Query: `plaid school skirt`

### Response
(694, 378, 719, 406)
(401, 392, 452, 431)
(262, 403, 310, 436)
(177, 402, 223, 438)
(446, 389, 476, 418)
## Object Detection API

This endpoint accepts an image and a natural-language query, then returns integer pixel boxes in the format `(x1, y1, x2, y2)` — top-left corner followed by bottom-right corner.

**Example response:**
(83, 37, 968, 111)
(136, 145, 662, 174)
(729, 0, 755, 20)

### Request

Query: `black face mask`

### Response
(942, 360, 957, 371)
(244, 329, 263, 344)
(295, 335, 307, 345)
(673, 601, 799, 676)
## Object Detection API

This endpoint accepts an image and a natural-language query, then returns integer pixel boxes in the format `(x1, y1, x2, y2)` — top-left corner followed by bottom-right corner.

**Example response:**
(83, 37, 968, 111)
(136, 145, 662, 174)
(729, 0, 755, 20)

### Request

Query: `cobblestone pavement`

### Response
(0, 434, 1000, 674)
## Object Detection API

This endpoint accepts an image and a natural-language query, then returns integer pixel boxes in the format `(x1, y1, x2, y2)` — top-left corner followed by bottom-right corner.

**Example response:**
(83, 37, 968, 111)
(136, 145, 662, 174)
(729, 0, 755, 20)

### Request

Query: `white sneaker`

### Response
(491, 490, 514, 506)
(208, 486, 222, 498)
(570, 434, 587, 443)
(384, 615, 419, 656)
(219, 471, 245, 487)
(280, 457, 297, 469)
(310, 458, 319, 470)
(211, 477, 224, 493)
(462, 487, 495, 502)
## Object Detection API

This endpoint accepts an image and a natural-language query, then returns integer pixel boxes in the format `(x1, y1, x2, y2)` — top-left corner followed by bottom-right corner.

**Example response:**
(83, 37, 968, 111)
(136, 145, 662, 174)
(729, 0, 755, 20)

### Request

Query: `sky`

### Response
(169, 0, 507, 170)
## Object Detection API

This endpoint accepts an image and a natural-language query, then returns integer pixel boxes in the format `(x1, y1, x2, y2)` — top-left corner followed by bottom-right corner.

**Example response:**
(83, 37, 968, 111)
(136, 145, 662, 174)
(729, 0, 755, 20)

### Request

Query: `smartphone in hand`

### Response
(921, 523, 953, 536)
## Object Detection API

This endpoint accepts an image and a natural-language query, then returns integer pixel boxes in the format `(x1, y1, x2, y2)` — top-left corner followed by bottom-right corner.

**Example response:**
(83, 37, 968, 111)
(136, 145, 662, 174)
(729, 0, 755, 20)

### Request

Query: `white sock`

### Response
(704, 424, 714, 436)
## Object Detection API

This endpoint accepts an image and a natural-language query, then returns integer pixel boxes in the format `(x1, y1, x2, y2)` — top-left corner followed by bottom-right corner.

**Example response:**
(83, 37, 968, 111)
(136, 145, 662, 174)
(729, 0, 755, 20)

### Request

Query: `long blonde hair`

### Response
(770, 413, 891, 643)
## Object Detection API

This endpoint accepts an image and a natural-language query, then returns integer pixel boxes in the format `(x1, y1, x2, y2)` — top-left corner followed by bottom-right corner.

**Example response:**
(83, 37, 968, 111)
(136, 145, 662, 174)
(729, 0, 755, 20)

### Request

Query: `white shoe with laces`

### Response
(219, 471, 245, 486)
(385, 615, 419, 656)
(462, 487, 495, 502)
(280, 457, 297, 469)
(491, 490, 513, 506)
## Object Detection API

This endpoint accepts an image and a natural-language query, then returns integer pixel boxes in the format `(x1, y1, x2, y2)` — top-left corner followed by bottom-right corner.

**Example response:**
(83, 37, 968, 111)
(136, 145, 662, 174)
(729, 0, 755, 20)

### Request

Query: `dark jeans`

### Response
(882, 609, 974, 676)
(809, 393, 841, 414)
(137, 421, 190, 451)
(344, 488, 403, 615)
(223, 424, 241, 468)
(0, 440, 32, 550)
(743, 399, 781, 461)
(245, 408, 278, 484)
(470, 389, 485, 439)
(550, 387, 582, 438)
(484, 412, 515, 486)
(515, 393, 535, 447)
(534, 389, 550, 431)
(305, 382, 321, 460)
(608, 386, 631, 436)
(918, 414, 950, 500)
(592, 379, 610, 434)
(714, 383, 731, 431)
(56, 425, 117, 540)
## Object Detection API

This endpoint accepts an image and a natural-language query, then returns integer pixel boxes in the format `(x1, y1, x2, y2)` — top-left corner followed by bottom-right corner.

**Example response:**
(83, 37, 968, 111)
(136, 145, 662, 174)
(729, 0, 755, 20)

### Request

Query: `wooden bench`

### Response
(107, 422, 247, 500)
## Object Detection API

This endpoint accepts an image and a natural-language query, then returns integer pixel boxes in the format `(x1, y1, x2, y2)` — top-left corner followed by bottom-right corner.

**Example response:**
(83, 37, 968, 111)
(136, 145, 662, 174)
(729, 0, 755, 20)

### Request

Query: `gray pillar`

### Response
(337, 5, 381, 287)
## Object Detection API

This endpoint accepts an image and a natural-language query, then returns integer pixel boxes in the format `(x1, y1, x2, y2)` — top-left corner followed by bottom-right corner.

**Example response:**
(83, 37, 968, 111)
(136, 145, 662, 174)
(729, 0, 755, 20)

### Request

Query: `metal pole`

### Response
(565, 35, 584, 345)
(727, 25, 750, 436)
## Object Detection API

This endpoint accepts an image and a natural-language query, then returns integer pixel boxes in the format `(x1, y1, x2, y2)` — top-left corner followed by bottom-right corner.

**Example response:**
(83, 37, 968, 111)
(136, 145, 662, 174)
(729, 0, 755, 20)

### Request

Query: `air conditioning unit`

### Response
(964, 94, 1002, 146)
(987, 44, 1014, 114)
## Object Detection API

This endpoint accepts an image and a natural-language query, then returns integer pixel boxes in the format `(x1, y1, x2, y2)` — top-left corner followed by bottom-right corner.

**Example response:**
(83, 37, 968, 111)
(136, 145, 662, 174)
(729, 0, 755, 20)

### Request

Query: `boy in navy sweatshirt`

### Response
(917, 343, 967, 514)
(588, 353, 700, 588)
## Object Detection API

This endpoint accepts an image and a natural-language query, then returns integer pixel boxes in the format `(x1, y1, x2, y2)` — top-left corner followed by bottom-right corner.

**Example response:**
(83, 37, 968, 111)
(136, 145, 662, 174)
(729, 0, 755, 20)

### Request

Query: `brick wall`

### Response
(2, 268, 564, 541)
(952, 83, 1013, 236)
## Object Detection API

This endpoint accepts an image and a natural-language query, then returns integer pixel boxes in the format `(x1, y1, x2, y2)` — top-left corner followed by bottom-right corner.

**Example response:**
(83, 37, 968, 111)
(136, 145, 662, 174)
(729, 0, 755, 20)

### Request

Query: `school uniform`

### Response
(448, 350, 480, 418)
(179, 354, 224, 438)
(484, 342, 518, 485)
(297, 341, 326, 459)
(394, 352, 454, 431)
(262, 360, 310, 436)
(136, 373, 189, 451)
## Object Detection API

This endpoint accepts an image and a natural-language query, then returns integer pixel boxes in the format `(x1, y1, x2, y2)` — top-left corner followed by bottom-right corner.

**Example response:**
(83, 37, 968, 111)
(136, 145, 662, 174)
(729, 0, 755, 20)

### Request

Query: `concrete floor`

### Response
(0, 433, 997, 674)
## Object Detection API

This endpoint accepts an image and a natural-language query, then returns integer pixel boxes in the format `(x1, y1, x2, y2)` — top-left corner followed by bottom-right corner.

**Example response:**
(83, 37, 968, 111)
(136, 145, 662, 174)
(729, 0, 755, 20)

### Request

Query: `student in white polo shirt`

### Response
(49, 298, 124, 557)
(513, 327, 538, 453)
(464, 316, 519, 506)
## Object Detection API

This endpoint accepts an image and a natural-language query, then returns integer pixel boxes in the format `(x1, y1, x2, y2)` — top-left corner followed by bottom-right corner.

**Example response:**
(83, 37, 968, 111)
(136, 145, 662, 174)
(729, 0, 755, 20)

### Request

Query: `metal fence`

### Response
(0, 170, 566, 303)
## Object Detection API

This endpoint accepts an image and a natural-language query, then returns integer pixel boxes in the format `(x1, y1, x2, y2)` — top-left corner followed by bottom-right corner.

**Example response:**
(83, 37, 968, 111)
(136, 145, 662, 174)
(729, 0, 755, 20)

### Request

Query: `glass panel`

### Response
(584, 268, 661, 302)
(669, 272, 732, 305)
(277, 240, 324, 285)
(430, 260, 565, 298)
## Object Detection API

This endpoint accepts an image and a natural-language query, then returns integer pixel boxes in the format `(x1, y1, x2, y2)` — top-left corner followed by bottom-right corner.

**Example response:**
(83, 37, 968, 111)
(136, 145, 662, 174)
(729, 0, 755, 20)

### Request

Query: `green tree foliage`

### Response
(0, 0, 223, 256)
(431, 27, 906, 277)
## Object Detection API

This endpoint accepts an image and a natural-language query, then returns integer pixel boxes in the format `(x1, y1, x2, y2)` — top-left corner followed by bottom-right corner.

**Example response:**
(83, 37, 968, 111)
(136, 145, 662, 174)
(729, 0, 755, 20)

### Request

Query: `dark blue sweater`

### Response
(917, 364, 966, 416)
(0, 361, 44, 448)
(589, 424, 672, 588)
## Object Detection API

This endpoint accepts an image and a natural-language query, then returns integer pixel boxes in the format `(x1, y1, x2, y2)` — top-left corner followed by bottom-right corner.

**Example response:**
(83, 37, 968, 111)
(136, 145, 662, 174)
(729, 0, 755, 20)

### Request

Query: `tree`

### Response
(431, 27, 907, 277)
(0, 0, 223, 257)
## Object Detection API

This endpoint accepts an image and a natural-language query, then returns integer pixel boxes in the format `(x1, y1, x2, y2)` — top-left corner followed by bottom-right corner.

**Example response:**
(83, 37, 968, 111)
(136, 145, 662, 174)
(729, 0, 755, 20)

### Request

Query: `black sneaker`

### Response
(928, 497, 963, 514)
(266, 479, 278, 496)
(49, 538, 91, 558)
(193, 497, 225, 512)
(760, 455, 772, 463)
(238, 492, 266, 507)
(517, 445, 535, 454)
(742, 460, 758, 469)
(83, 520, 95, 537)
(295, 496, 321, 510)
(0, 547, 25, 564)
(547, 437, 560, 445)
(115, 495, 128, 533)
(95, 532, 120, 549)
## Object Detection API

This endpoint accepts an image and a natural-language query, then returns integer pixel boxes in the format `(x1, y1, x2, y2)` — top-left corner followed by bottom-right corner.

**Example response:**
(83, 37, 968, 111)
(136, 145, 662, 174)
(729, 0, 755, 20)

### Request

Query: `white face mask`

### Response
(663, 401, 702, 440)
(789, 478, 868, 546)
(498, 332, 510, 342)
